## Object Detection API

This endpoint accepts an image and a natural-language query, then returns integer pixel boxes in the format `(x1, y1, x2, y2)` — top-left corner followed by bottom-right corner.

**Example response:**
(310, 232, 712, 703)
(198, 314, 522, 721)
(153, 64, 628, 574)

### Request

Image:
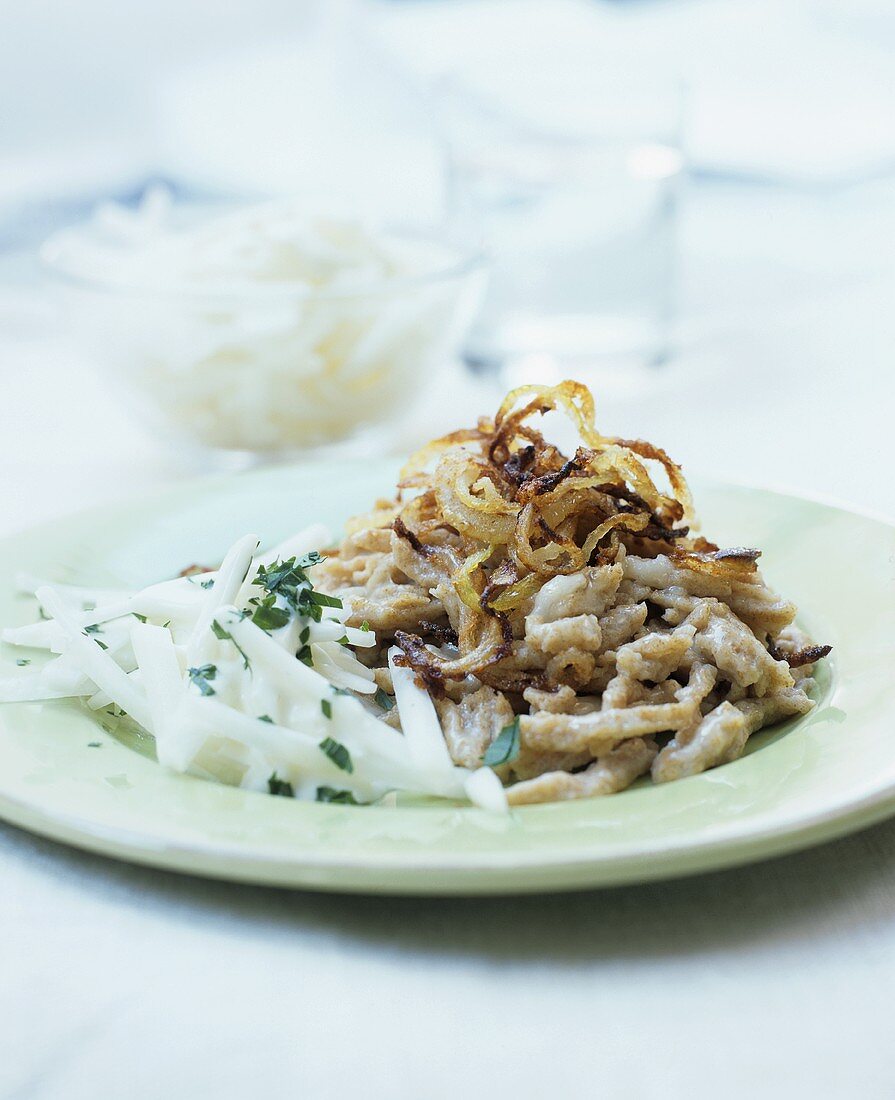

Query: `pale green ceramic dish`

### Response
(0, 461, 892, 895)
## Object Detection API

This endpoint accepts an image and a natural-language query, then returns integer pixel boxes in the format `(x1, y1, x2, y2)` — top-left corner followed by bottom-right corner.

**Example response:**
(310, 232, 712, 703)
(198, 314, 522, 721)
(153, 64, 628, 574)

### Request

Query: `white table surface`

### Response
(2, 181, 895, 1100)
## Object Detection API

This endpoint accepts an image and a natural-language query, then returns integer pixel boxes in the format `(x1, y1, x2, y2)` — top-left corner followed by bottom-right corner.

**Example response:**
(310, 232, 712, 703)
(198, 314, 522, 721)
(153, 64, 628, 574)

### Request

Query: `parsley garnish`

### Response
(321, 699, 332, 720)
(188, 663, 217, 696)
(309, 591, 342, 611)
(250, 596, 291, 632)
(319, 736, 353, 773)
(95, 639, 108, 651)
(250, 554, 340, 632)
(482, 717, 521, 768)
(211, 617, 250, 668)
(316, 787, 359, 804)
(133, 613, 148, 623)
(297, 625, 313, 666)
(258, 714, 274, 723)
(16, 658, 30, 667)
(200, 578, 214, 589)
(268, 772, 294, 797)
(87, 741, 101, 748)
(374, 687, 395, 712)
(83, 623, 102, 634)
(360, 620, 371, 632)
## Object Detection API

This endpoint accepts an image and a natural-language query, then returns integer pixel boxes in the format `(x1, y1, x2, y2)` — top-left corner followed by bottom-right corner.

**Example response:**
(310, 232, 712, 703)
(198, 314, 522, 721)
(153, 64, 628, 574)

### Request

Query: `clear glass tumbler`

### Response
(442, 62, 684, 393)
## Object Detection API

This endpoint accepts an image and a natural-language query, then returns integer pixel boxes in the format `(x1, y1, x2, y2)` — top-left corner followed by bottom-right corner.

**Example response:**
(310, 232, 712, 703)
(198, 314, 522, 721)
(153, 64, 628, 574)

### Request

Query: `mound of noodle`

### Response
(315, 381, 830, 804)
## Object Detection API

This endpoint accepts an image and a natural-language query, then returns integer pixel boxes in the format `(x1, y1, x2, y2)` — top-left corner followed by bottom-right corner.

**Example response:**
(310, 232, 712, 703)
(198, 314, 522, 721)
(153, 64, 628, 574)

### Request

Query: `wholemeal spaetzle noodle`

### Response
(314, 380, 830, 804)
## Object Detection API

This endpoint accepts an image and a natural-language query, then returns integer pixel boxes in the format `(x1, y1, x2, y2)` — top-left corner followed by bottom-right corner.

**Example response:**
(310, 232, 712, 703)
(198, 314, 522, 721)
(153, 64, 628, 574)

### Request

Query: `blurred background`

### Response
(4, 0, 895, 526)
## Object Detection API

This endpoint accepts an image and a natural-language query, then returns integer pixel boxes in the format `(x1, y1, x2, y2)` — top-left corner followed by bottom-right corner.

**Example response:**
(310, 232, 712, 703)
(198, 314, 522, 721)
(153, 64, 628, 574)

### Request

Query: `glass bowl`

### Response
(42, 212, 486, 460)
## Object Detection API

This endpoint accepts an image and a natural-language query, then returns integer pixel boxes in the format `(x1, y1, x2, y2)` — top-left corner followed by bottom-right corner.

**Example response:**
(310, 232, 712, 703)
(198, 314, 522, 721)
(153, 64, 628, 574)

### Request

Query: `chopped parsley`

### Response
(16, 658, 30, 667)
(319, 736, 353, 773)
(374, 687, 395, 712)
(309, 591, 343, 611)
(316, 786, 359, 805)
(83, 624, 108, 650)
(321, 698, 332, 720)
(188, 663, 217, 696)
(133, 613, 148, 623)
(267, 772, 294, 797)
(360, 620, 371, 632)
(482, 716, 521, 768)
(87, 741, 101, 748)
(296, 626, 313, 666)
(211, 617, 250, 669)
(258, 714, 274, 723)
(249, 554, 341, 633)
(249, 595, 291, 633)
(186, 574, 215, 589)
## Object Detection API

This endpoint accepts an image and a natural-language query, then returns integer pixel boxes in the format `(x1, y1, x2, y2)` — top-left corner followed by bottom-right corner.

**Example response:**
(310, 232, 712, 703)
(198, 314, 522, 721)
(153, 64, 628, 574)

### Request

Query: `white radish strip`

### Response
(85, 658, 144, 709)
(184, 698, 382, 800)
(387, 646, 463, 785)
(309, 619, 376, 650)
(4, 595, 192, 651)
(15, 574, 129, 603)
(0, 672, 95, 702)
(310, 619, 348, 644)
(261, 523, 331, 564)
(309, 643, 376, 693)
(217, 609, 411, 765)
(36, 588, 153, 731)
(236, 523, 333, 600)
(3, 622, 62, 649)
(187, 534, 258, 664)
(464, 768, 509, 814)
(130, 624, 190, 768)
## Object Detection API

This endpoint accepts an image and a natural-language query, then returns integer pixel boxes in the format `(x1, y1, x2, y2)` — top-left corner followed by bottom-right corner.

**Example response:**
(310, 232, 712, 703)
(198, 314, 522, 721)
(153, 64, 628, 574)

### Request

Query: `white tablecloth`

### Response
(2, 181, 895, 1100)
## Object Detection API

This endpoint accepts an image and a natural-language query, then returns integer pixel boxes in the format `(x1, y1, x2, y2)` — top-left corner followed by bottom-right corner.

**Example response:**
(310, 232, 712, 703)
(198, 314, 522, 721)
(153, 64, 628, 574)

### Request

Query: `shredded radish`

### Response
(0, 526, 508, 812)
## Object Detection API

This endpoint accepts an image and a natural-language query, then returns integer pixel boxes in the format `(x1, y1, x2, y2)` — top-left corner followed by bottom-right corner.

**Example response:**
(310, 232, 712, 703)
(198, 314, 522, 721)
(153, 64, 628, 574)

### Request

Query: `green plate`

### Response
(0, 461, 892, 894)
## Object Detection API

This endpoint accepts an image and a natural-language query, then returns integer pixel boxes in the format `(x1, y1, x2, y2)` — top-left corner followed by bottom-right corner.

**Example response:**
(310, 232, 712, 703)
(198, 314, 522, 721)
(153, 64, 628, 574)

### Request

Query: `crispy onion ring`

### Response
(365, 379, 764, 687)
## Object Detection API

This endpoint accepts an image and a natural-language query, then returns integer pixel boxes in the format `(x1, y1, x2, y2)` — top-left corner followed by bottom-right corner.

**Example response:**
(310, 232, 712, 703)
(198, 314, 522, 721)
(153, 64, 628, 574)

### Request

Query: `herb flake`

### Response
(316, 787, 359, 805)
(482, 717, 521, 768)
(374, 687, 395, 712)
(211, 617, 250, 668)
(188, 663, 217, 696)
(268, 772, 294, 797)
(319, 736, 353, 773)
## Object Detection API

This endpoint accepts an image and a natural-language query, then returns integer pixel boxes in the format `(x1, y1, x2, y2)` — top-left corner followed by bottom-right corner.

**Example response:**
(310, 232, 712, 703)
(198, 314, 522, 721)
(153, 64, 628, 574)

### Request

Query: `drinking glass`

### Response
(442, 62, 684, 393)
